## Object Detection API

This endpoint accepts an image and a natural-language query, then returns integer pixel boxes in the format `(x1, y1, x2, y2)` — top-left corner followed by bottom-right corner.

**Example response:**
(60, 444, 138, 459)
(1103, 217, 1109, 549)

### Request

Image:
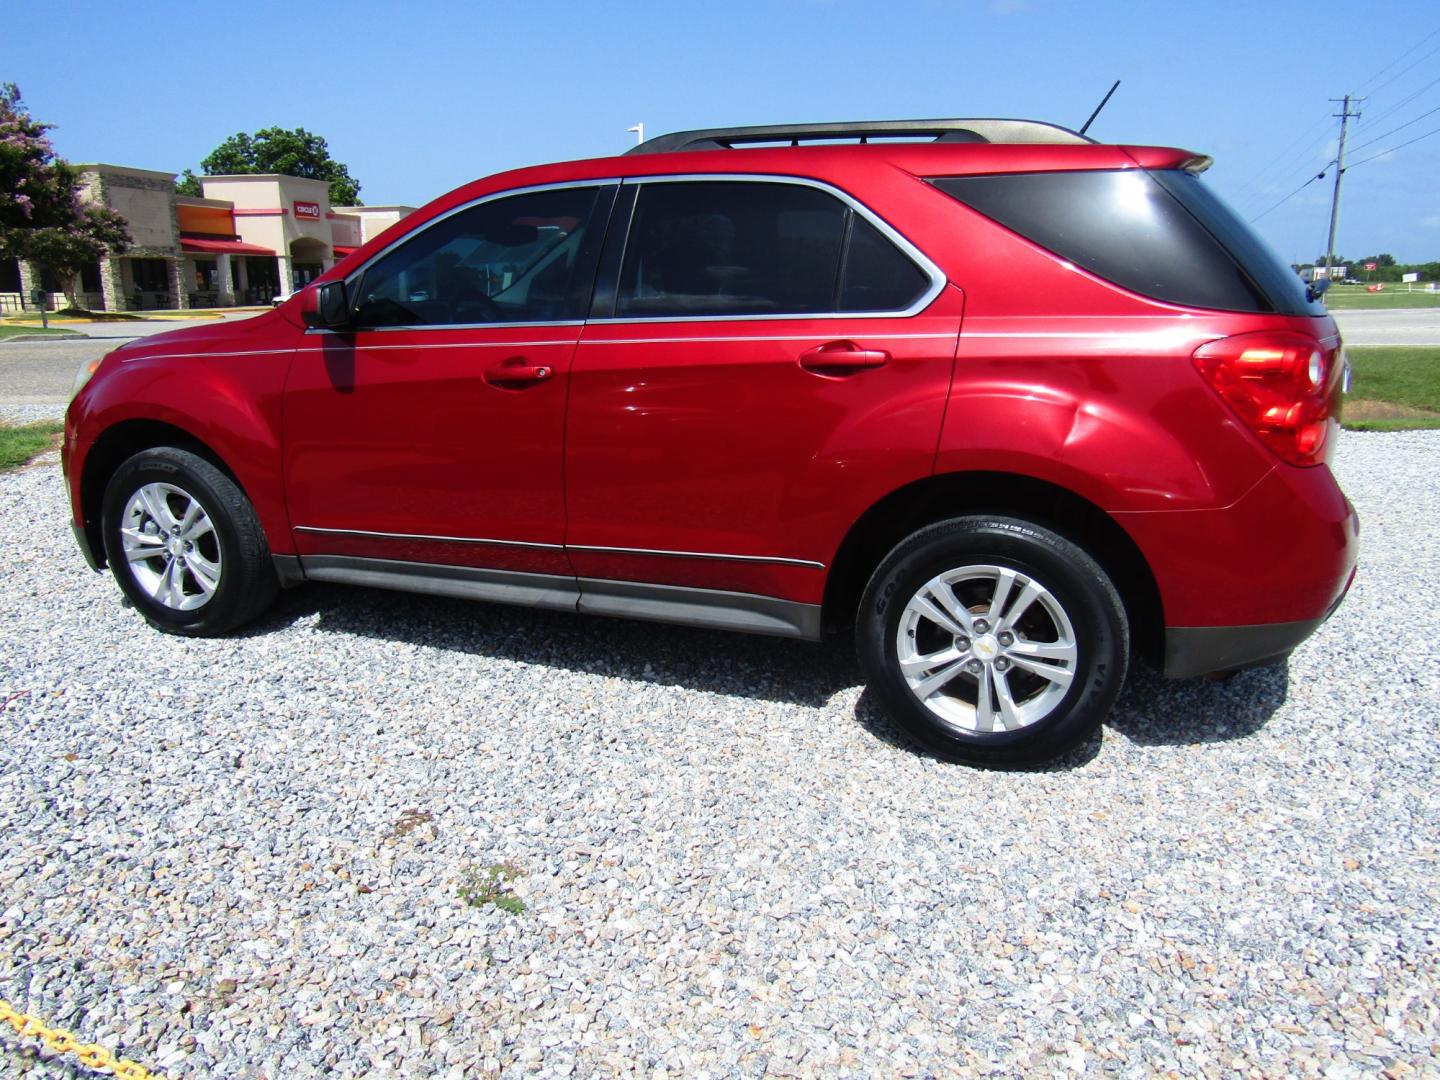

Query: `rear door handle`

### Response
(484, 357, 553, 388)
(798, 341, 890, 375)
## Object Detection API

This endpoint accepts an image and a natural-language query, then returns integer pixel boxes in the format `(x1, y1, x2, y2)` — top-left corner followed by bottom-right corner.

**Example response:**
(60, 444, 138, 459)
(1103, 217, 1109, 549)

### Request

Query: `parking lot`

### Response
(0, 407, 1436, 1073)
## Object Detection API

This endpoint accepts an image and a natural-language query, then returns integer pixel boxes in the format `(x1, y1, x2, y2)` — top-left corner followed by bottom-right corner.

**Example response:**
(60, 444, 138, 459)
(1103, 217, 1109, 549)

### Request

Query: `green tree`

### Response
(180, 127, 362, 205)
(0, 83, 130, 310)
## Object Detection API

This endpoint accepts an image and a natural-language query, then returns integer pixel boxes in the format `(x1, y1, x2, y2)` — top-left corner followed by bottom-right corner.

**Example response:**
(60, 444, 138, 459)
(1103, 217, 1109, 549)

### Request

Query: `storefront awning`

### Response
(180, 237, 276, 256)
(333, 245, 359, 257)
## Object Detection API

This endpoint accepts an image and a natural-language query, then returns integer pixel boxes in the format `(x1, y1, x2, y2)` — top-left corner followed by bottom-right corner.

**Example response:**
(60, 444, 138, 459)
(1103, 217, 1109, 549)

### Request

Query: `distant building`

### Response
(0, 164, 415, 313)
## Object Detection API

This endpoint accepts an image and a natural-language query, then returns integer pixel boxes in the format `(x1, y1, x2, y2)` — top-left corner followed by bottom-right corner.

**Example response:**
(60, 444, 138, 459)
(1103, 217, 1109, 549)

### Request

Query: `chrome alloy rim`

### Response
(896, 564, 1078, 733)
(119, 482, 222, 611)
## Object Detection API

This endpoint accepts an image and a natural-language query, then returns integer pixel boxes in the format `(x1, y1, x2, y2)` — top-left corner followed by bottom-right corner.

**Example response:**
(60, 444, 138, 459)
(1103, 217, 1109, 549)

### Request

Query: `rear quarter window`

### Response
(930, 170, 1323, 316)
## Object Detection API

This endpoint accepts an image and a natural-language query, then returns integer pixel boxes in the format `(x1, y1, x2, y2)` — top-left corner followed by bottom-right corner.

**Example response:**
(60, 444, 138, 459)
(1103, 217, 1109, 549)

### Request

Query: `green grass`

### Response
(0, 324, 81, 339)
(1343, 347, 1440, 431)
(1343, 416, 1440, 431)
(0, 421, 63, 472)
(457, 862, 525, 914)
(1323, 284, 1440, 310)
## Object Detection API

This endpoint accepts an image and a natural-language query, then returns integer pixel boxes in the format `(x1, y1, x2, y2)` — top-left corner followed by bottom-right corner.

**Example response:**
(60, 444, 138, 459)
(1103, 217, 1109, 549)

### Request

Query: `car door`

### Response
(284, 182, 615, 592)
(565, 177, 964, 624)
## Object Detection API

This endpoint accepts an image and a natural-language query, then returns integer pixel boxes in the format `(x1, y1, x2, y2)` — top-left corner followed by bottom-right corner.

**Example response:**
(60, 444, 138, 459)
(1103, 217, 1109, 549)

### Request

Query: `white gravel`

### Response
(0, 430, 1436, 1078)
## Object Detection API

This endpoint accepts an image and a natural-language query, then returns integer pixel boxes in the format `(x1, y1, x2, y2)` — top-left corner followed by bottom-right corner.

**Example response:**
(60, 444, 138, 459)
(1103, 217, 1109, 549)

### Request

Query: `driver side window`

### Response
(353, 186, 603, 327)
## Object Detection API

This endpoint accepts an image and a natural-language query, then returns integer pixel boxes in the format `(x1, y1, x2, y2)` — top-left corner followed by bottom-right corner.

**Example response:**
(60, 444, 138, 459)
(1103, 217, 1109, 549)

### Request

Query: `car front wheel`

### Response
(101, 447, 278, 636)
(857, 516, 1128, 766)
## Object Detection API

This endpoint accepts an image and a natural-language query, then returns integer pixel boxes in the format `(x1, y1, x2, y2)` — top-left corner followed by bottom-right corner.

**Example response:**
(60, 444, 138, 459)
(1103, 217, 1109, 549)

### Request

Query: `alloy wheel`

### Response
(895, 563, 1078, 734)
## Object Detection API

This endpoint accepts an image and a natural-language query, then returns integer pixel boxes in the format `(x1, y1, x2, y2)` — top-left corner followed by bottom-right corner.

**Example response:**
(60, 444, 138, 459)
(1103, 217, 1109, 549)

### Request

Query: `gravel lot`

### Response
(0, 425, 1436, 1078)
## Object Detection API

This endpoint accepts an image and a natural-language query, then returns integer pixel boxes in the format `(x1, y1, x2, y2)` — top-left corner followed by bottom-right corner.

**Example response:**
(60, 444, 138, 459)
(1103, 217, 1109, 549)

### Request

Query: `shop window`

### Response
(132, 259, 170, 293)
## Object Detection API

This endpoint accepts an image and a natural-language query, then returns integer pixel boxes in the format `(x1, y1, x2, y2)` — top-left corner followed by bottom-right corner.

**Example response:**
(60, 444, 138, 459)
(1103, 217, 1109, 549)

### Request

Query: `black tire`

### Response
(101, 447, 278, 636)
(857, 516, 1128, 767)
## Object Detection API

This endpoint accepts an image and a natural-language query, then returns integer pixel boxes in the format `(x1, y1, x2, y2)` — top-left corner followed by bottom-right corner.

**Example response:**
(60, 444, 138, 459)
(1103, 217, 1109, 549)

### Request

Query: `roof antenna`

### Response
(1079, 80, 1121, 136)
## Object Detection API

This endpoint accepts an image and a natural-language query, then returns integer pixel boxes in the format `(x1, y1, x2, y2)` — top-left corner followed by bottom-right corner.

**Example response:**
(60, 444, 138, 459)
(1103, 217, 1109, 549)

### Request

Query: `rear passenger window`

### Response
(841, 215, 932, 312)
(615, 181, 931, 318)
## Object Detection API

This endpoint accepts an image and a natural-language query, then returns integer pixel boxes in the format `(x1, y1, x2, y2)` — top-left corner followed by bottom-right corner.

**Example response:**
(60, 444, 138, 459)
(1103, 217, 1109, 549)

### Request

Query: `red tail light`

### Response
(1192, 331, 1338, 467)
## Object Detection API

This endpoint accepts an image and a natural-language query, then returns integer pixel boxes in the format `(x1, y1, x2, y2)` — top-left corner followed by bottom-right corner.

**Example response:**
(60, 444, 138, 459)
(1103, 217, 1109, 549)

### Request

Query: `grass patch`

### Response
(1346, 348, 1440, 411)
(1343, 416, 1440, 431)
(0, 325, 80, 339)
(1342, 347, 1440, 431)
(457, 862, 525, 914)
(0, 421, 64, 472)
(1324, 285, 1440, 310)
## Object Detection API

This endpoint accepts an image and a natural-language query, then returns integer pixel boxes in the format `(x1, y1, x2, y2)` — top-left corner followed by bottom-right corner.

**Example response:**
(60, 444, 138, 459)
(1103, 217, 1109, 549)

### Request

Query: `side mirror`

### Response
(301, 281, 351, 329)
(1307, 278, 1330, 303)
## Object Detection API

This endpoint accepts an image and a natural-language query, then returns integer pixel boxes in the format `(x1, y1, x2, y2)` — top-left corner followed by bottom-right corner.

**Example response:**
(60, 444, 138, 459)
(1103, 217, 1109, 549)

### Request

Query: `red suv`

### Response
(64, 119, 1358, 765)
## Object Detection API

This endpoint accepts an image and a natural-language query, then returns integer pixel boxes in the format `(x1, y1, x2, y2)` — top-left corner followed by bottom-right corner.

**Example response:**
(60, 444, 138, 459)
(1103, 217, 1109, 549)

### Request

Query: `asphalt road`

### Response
(2, 308, 1436, 408)
(1330, 307, 1440, 346)
(0, 315, 260, 406)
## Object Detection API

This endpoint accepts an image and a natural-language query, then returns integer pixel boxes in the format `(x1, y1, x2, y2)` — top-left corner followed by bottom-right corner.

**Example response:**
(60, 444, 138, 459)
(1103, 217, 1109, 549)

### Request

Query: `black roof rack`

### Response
(626, 118, 1094, 155)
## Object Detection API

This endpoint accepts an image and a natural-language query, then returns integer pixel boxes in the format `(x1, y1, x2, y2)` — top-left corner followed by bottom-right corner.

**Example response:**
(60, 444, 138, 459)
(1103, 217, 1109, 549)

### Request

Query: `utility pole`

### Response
(1324, 94, 1362, 280)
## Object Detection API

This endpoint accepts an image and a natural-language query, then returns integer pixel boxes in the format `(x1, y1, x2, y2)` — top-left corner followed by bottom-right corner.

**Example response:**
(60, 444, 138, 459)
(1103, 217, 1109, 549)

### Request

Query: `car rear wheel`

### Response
(101, 447, 278, 636)
(857, 516, 1128, 766)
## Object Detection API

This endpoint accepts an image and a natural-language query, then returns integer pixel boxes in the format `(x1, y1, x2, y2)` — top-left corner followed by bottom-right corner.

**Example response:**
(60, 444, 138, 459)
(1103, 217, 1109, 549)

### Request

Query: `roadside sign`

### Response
(1365, 262, 1377, 271)
(1402, 272, 1419, 283)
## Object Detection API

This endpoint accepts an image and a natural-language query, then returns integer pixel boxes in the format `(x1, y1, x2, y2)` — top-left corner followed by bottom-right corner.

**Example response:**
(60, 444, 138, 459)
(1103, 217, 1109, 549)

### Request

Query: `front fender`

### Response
(68, 347, 295, 555)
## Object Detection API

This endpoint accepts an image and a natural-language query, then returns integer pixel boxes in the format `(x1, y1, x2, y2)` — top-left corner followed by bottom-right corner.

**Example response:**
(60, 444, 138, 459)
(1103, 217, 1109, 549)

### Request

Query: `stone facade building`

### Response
(0, 165, 414, 314)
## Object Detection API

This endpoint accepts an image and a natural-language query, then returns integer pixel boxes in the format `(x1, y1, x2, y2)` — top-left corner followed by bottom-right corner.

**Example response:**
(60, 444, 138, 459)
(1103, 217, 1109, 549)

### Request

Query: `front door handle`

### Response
(798, 341, 890, 376)
(484, 357, 553, 388)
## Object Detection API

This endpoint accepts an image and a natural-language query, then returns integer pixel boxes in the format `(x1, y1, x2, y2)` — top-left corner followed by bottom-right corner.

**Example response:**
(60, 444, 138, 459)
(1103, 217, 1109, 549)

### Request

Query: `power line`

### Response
(1232, 111, 1338, 209)
(1354, 24, 1440, 96)
(1248, 167, 1331, 223)
(1359, 72, 1440, 130)
(1345, 123, 1440, 170)
(1346, 103, 1440, 156)
(1363, 39, 1440, 102)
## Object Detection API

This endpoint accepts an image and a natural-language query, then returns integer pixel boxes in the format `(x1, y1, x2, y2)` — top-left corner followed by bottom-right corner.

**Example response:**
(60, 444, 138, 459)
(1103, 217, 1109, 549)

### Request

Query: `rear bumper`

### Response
(1164, 616, 1320, 679)
(1120, 457, 1359, 678)
(1163, 548, 1357, 678)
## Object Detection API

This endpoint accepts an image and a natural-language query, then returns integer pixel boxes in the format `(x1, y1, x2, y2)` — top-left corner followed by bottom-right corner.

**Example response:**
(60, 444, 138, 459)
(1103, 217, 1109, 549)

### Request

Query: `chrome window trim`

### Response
(334, 178, 621, 333)
(583, 332, 955, 346)
(306, 338, 579, 350)
(591, 172, 946, 324)
(305, 320, 584, 336)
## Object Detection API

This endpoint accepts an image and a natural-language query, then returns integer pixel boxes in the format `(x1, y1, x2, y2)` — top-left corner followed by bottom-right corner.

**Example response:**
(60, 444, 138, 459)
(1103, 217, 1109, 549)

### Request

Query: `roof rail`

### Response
(626, 118, 1094, 155)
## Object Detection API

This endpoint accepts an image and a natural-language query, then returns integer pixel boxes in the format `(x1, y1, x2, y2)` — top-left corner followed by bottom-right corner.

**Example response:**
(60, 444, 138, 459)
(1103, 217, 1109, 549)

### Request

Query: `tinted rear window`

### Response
(1150, 170, 1325, 316)
(931, 170, 1322, 316)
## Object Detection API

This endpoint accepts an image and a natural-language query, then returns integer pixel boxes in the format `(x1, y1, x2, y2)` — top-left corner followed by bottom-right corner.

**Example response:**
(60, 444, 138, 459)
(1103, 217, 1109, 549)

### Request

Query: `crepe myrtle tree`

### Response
(0, 83, 130, 310)
(177, 126, 362, 206)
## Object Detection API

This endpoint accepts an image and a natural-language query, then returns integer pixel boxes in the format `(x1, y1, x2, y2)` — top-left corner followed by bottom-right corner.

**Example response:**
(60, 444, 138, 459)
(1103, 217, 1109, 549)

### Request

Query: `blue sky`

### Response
(6, 1, 1439, 264)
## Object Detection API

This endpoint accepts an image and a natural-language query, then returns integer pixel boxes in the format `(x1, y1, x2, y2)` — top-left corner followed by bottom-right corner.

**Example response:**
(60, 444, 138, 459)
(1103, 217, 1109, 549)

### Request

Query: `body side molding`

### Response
(286, 555, 822, 640)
